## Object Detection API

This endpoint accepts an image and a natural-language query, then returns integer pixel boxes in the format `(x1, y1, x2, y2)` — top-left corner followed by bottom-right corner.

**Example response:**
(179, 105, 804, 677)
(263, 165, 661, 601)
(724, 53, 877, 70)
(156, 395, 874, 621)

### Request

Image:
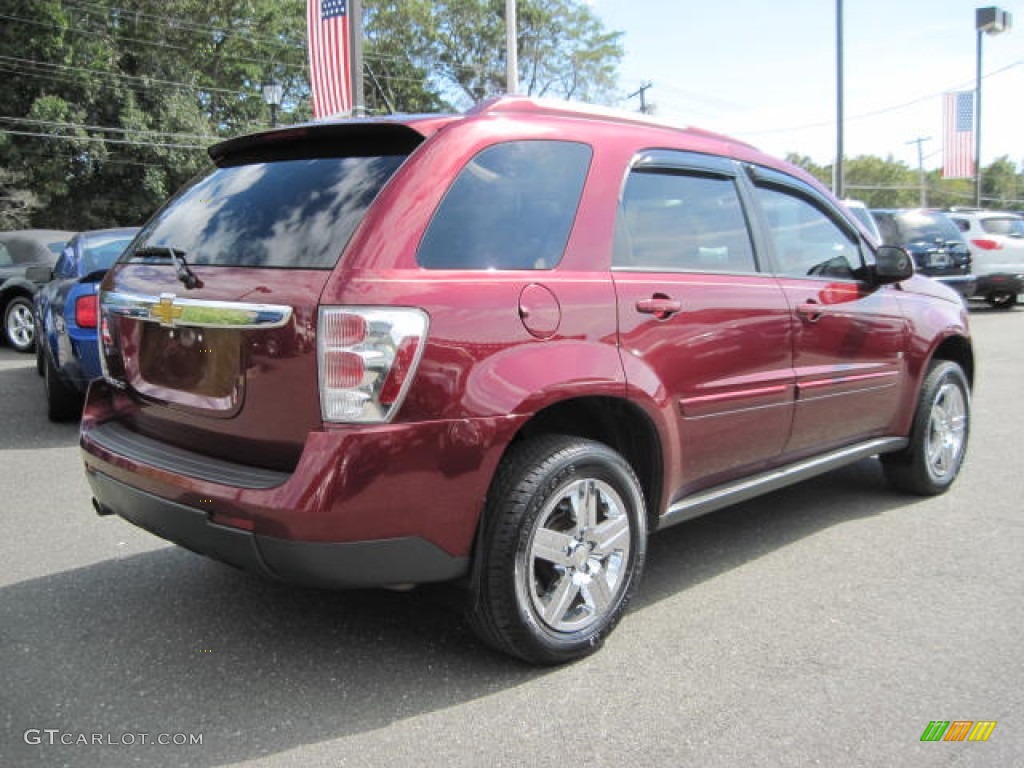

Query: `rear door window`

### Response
(417, 140, 592, 270)
(126, 155, 407, 269)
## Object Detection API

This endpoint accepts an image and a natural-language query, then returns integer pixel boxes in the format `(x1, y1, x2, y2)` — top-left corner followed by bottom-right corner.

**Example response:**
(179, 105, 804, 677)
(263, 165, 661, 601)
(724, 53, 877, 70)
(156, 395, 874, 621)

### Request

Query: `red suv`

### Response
(82, 98, 973, 664)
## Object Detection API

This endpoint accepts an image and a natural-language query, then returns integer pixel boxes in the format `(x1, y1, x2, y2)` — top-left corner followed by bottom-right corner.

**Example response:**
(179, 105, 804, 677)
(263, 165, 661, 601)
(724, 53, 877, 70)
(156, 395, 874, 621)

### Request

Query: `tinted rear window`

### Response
(892, 212, 962, 243)
(417, 140, 592, 270)
(126, 156, 406, 269)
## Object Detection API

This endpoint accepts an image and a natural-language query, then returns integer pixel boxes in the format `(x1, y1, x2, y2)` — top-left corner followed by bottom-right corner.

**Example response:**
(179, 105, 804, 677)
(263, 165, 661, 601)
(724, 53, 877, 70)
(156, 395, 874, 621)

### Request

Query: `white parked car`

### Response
(842, 199, 882, 244)
(945, 209, 1024, 309)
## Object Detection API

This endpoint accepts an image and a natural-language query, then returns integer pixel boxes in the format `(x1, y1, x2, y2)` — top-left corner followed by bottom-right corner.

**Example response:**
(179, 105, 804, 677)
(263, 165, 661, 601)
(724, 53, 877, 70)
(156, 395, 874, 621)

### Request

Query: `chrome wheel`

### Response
(925, 381, 967, 480)
(882, 360, 970, 496)
(469, 435, 646, 664)
(519, 477, 632, 634)
(5, 297, 35, 352)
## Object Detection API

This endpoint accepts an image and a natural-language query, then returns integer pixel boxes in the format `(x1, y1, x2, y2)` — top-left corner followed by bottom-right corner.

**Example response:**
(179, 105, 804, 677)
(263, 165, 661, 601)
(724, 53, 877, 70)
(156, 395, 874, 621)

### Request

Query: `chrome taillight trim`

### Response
(101, 291, 293, 330)
(317, 306, 430, 424)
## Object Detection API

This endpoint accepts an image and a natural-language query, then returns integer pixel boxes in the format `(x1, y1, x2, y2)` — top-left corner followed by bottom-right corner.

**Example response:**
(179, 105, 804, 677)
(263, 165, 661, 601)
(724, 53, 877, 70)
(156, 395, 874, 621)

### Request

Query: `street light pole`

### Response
(834, 0, 844, 199)
(974, 6, 1012, 207)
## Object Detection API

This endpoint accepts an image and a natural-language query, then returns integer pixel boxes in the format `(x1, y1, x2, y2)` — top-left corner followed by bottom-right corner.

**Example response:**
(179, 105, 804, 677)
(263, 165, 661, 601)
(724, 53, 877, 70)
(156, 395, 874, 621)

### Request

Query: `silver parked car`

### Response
(0, 230, 74, 351)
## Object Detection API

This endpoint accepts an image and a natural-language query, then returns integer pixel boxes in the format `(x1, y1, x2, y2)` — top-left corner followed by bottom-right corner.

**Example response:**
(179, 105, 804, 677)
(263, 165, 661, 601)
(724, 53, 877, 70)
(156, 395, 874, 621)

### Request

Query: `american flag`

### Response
(307, 0, 351, 118)
(942, 91, 975, 179)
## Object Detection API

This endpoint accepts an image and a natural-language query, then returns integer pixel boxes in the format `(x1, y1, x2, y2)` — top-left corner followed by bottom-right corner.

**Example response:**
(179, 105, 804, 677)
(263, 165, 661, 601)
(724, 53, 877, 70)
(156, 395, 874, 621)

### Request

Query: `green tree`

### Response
(517, 0, 623, 103)
(843, 155, 919, 208)
(0, 0, 307, 228)
(363, 1, 450, 113)
(412, 0, 623, 106)
(981, 156, 1020, 209)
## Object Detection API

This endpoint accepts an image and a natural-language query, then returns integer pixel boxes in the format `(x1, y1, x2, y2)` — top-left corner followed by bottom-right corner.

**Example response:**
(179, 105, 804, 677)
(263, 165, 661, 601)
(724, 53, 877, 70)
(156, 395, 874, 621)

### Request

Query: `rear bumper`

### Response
(972, 272, 1024, 297)
(80, 380, 525, 587)
(88, 470, 468, 588)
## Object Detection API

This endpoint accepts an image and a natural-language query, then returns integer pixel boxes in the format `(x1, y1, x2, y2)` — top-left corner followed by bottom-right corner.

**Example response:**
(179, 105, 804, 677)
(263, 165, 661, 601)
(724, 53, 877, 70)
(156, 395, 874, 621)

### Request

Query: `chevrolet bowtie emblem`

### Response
(151, 293, 184, 327)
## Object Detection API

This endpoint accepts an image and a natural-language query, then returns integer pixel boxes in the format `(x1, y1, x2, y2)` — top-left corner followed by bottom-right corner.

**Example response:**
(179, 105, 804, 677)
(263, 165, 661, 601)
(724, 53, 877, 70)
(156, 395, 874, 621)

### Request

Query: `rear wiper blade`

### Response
(129, 246, 202, 289)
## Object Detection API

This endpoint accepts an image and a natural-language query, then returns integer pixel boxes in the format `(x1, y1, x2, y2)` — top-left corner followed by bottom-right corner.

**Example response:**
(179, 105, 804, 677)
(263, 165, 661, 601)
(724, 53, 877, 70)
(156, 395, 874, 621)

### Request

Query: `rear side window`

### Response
(981, 216, 1024, 237)
(615, 170, 756, 273)
(127, 156, 407, 269)
(417, 140, 592, 270)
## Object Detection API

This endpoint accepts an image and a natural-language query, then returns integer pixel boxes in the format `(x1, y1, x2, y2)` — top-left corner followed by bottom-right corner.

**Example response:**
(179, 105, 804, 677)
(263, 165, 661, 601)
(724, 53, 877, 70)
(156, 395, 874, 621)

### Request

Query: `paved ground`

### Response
(1, 306, 1021, 767)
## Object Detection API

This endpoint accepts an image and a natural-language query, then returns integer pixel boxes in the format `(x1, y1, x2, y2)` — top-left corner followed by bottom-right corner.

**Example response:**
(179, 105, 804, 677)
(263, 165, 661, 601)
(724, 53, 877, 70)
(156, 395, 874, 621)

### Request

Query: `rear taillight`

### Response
(317, 307, 428, 423)
(971, 238, 1002, 250)
(75, 295, 98, 328)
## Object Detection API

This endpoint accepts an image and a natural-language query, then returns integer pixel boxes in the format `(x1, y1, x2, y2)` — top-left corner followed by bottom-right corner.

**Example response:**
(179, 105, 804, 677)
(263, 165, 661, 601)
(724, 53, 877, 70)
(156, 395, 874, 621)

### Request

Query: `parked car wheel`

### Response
(3, 295, 36, 352)
(882, 361, 970, 495)
(468, 435, 647, 664)
(985, 291, 1016, 310)
(44, 349, 84, 422)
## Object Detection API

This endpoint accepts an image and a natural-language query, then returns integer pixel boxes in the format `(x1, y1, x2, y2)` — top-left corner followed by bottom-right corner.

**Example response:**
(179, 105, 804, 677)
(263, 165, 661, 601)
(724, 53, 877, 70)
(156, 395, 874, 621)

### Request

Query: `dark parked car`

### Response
(82, 98, 973, 664)
(0, 229, 74, 352)
(870, 209, 975, 299)
(34, 228, 140, 420)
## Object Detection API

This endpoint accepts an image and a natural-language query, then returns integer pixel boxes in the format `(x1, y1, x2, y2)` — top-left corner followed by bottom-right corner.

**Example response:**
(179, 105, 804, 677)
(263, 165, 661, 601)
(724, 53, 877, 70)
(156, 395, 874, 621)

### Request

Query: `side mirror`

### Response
(873, 245, 914, 284)
(25, 265, 54, 283)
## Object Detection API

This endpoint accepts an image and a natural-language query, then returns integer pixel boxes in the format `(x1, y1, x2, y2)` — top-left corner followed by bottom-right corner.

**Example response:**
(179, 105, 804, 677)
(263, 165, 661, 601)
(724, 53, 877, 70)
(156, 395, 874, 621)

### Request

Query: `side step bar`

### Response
(658, 437, 908, 530)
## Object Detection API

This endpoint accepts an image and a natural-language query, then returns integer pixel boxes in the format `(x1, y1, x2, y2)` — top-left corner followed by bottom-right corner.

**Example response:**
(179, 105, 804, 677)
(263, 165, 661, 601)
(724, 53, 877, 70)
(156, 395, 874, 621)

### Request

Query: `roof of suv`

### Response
(210, 95, 772, 169)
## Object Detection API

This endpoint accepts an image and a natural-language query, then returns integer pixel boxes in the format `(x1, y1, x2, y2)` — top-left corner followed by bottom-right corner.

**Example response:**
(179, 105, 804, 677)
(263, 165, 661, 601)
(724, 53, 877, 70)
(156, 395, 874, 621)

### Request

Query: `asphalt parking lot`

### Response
(1, 306, 1021, 767)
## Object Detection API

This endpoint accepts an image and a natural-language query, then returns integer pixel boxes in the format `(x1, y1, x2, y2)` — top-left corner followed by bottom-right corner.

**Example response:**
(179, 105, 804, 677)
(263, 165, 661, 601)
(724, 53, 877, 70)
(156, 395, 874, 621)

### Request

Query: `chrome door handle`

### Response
(797, 301, 823, 323)
(636, 297, 682, 319)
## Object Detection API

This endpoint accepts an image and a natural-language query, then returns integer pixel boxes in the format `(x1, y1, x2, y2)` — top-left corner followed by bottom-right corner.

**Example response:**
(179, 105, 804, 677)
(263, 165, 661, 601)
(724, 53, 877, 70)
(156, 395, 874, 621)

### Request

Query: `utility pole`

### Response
(906, 136, 931, 207)
(627, 82, 653, 114)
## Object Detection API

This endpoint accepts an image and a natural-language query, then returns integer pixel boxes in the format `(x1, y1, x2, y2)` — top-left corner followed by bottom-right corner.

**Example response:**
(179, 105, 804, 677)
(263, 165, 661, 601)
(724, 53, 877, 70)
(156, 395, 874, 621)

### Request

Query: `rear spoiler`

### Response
(208, 120, 451, 167)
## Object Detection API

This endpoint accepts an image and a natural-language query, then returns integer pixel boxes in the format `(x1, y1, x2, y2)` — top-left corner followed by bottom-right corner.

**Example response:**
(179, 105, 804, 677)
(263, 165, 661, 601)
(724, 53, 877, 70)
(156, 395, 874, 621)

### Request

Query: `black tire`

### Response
(882, 361, 970, 496)
(467, 435, 647, 665)
(3, 295, 36, 353)
(44, 350, 83, 422)
(985, 291, 1016, 310)
(35, 339, 45, 376)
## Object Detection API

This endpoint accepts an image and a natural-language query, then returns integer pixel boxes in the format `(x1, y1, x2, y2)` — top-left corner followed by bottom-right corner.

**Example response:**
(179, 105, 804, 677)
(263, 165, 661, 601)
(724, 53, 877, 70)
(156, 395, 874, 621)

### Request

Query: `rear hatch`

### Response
(895, 212, 972, 278)
(98, 123, 428, 471)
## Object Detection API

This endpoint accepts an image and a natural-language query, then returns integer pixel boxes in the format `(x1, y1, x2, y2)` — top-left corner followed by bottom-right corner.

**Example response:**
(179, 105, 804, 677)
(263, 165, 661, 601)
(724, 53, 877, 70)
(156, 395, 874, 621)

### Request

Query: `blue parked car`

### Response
(34, 227, 139, 420)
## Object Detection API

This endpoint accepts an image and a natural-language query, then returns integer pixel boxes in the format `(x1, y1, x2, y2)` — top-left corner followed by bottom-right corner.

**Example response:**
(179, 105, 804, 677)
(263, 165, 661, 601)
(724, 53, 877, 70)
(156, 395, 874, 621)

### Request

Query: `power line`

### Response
(60, 0, 301, 52)
(0, 128, 207, 150)
(739, 59, 1023, 137)
(0, 116, 216, 142)
(0, 12, 308, 72)
(0, 55, 246, 96)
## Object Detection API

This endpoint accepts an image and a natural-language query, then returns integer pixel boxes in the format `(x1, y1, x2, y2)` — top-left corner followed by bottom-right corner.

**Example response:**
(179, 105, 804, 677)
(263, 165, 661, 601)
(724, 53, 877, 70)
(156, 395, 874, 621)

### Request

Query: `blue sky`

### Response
(590, 0, 1022, 170)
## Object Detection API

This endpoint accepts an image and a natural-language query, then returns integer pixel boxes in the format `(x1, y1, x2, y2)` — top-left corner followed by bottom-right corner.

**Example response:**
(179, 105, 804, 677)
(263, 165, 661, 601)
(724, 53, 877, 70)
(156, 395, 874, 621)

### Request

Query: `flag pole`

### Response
(506, 0, 518, 93)
(350, 0, 365, 115)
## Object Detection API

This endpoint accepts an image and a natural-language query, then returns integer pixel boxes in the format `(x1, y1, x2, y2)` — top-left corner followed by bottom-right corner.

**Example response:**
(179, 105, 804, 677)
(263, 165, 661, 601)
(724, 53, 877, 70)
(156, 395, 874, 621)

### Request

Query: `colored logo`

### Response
(151, 294, 183, 327)
(920, 721, 997, 742)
